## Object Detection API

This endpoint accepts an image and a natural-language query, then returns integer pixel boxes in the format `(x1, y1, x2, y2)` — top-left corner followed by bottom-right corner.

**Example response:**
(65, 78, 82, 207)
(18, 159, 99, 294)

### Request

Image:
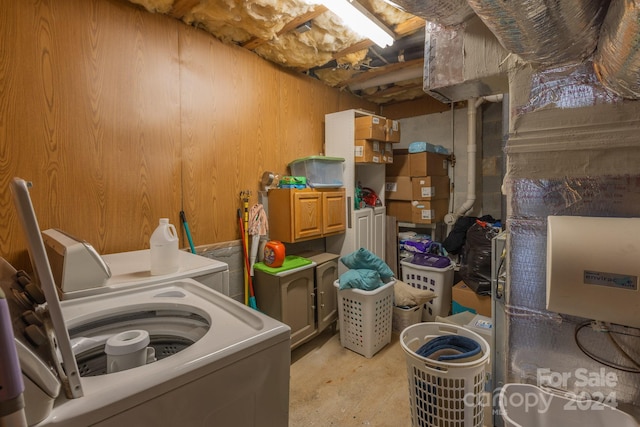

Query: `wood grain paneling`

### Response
(179, 26, 283, 244)
(0, 0, 379, 271)
(2, 0, 178, 269)
(381, 95, 450, 119)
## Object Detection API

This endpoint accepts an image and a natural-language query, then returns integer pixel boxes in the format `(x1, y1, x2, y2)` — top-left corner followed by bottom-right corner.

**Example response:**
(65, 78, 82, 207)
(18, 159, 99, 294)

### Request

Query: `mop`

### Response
(240, 191, 250, 305)
(248, 203, 268, 276)
(237, 209, 257, 310)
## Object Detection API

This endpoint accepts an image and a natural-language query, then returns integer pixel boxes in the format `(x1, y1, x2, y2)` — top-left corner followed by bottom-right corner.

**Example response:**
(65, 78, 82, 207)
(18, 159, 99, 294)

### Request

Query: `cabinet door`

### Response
(322, 190, 346, 235)
(316, 260, 339, 332)
(372, 206, 386, 260)
(280, 269, 316, 349)
(354, 208, 372, 252)
(293, 191, 323, 240)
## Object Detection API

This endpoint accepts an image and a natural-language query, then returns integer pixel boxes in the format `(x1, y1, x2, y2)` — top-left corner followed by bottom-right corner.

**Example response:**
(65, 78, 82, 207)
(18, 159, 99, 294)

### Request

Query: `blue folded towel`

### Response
(415, 335, 482, 361)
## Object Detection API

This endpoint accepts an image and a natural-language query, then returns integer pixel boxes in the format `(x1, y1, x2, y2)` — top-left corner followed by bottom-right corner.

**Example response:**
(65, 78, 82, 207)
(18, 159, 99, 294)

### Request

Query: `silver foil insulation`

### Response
(594, 0, 640, 98)
(466, 0, 610, 66)
(390, 0, 476, 27)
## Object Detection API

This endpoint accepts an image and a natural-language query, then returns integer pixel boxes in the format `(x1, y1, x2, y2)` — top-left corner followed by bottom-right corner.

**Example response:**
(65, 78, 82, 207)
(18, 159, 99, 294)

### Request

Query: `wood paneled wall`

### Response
(0, 0, 377, 270)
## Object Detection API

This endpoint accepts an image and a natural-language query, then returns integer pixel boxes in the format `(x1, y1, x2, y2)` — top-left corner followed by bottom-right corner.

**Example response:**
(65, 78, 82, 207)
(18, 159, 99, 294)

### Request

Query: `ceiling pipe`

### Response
(347, 65, 423, 91)
(444, 94, 503, 226)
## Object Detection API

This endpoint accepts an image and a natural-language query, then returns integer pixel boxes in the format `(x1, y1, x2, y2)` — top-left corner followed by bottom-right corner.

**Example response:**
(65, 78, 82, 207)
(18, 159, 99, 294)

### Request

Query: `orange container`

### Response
(263, 241, 285, 268)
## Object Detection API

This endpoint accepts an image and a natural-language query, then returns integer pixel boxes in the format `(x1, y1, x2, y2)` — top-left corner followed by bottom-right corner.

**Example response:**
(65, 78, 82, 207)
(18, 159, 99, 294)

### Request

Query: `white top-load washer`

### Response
(5, 178, 291, 427)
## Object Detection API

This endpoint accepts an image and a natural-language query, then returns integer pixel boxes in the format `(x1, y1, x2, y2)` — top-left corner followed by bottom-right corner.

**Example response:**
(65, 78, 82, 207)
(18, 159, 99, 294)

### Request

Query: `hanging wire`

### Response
(574, 321, 640, 373)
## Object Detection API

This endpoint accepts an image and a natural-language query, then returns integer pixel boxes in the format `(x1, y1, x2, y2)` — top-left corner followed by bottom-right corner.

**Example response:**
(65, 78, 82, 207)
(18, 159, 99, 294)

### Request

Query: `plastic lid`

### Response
(159, 218, 169, 224)
(10, 178, 83, 397)
(289, 156, 345, 165)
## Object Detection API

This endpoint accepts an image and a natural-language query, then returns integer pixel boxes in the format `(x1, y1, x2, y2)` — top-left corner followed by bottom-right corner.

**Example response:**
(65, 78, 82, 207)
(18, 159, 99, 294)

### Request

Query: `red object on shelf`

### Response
(263, 241, 285, 268)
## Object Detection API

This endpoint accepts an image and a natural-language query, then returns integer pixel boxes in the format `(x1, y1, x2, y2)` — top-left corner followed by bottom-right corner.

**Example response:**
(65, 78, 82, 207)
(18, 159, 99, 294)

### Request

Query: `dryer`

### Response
(41, 228, 231, 299)
(6, 178, 291, 427)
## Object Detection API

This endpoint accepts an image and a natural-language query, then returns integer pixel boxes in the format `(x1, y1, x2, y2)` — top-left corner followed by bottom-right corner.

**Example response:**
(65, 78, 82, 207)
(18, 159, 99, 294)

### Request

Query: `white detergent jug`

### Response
(150, 218, 179, 275)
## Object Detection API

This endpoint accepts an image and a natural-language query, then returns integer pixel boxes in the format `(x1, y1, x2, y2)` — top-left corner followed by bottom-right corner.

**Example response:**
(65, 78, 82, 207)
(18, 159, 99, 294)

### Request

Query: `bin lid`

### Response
(288, 156, 345, 166)
(253, 256, 313, 275)
(409, 253, 451, 269)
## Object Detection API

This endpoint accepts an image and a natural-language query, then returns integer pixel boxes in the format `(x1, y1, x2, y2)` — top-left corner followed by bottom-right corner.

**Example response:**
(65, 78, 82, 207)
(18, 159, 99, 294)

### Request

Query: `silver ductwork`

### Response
(466, 0, 610, 66)
(423, 17, 509, 103)
(594, 0, 640, 99)
(390, 0, 476, 27)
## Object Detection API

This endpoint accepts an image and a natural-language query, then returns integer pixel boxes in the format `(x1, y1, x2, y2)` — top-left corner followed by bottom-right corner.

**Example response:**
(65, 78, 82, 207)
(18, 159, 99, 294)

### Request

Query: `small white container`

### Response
(150, 218, 179, 275)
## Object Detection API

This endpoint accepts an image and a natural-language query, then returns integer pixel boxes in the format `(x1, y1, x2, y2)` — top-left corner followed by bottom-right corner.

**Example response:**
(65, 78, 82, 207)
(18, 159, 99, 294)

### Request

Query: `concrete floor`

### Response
(289, 328, 495, 427)
(289, 329, 412, 427)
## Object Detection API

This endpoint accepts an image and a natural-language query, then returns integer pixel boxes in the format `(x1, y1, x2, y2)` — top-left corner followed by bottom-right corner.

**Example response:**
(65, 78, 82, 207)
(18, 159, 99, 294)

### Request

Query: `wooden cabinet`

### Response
(254, 253, 339, 350)
(268, 188, 346, 243)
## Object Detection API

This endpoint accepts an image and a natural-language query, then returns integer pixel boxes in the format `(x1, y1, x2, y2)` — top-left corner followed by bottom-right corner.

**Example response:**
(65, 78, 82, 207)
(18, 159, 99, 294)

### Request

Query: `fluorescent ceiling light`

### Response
(319, 0, 395, 48)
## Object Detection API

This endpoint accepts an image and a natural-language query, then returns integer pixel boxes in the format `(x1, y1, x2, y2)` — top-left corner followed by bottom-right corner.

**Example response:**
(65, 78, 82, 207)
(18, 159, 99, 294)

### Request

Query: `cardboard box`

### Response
(355, 115, 386, 141)
(354, 139, 385, 163)
(386, 199, 449, 223)
(384, 143, 393, 164)
(385, 176, 412, 200)
(410, 199, 448, 223)
(386, 119, 401, 143)
(452, 281, 492, 317)
(386, 151, 409, 176)
(411, 176, 450, 200)
(386, 200, 412, 222)
(385, 176, 449, 201)
(409, 152, 448, 176)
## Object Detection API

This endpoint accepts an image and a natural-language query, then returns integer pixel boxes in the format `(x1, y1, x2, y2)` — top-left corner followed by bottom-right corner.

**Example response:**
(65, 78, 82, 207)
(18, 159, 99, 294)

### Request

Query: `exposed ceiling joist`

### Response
(394, 16, 426, 36)
(342, 57, 423, 88)
(333, 40, 374, 60)
(242, 5, 328, 51)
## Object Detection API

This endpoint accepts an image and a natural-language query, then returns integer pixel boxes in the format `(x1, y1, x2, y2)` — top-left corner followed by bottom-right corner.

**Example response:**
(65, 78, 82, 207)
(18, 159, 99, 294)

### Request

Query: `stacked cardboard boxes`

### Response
(353, 115, 401, 164)
(385, 149, 450, 224)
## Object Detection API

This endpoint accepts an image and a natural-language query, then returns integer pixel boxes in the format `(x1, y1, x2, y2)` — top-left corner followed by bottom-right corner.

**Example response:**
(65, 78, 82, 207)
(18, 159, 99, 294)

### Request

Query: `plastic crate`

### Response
(333, 279, 394, 358)
(400, 322, 490, 427)
(289, 156, 344, 188)
(401, 260, 455, 321)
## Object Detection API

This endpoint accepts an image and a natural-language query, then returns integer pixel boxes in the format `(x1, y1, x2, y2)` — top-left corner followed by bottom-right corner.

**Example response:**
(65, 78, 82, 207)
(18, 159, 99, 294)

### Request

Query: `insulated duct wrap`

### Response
(516, 62, 619, 116)
(504, 174, 640, 405)
(390, 0, 475, 27)
(594, 0, 640, 99)
(502, 57, 640, 409)
(466, 0, 610, 66)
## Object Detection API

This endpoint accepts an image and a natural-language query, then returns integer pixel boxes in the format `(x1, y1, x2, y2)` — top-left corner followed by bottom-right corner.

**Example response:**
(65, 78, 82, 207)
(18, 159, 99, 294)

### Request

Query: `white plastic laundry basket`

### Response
(392, 305, 422, 334)
(401, 260, 454, 321)
(400, 322, 490, 427)
(334, 279, 394, 358)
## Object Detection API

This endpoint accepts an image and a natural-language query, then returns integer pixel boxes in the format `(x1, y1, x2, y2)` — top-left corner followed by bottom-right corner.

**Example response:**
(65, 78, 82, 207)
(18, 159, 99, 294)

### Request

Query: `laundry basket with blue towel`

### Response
(400, 322, 490, 427)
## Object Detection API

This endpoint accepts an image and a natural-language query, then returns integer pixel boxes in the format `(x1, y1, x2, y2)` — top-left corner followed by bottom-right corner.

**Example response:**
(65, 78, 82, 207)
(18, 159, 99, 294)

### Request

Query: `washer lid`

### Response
(10, 178, 83, 398)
